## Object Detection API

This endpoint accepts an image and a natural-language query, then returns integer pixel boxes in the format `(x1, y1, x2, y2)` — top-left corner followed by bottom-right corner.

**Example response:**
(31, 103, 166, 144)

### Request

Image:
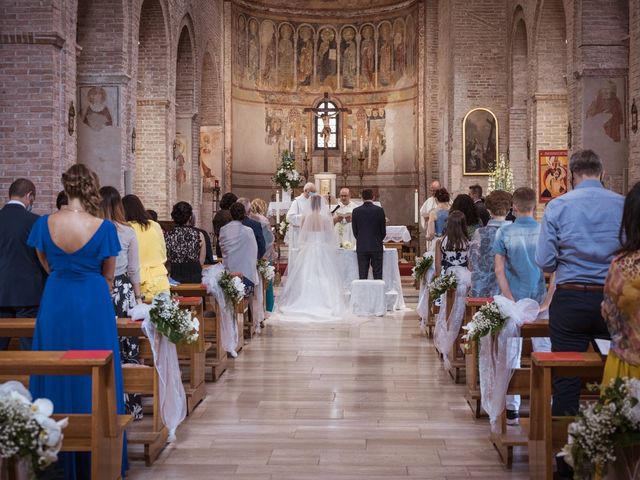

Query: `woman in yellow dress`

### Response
(601, 181, 640, 384)
(122, 194, 170, 299)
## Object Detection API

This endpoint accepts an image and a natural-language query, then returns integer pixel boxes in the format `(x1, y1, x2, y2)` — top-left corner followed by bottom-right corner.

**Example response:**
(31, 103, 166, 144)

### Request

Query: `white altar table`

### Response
(384, 225, 411, 243)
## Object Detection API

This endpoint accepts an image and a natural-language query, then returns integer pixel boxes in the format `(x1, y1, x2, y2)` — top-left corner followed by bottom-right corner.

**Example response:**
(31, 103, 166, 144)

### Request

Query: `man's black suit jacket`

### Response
(351, 201, 386, 253)
(0, 204, 46, 306)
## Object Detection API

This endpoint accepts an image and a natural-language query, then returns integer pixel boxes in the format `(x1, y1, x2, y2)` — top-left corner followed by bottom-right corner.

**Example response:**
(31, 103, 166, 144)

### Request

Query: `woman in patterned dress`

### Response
(165, 201, 205, 284)
(435, 210, 470, 276)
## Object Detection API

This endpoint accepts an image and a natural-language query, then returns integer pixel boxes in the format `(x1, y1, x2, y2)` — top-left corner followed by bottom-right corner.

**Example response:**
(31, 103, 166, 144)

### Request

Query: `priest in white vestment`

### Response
(333, 187, 357, 247)
(286, 182, 316, 249)
(419, 180, 442, 229)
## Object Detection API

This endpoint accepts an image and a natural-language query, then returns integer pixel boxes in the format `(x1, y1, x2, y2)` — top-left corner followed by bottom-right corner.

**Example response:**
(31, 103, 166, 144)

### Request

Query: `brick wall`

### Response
(630, 0, 640, 187)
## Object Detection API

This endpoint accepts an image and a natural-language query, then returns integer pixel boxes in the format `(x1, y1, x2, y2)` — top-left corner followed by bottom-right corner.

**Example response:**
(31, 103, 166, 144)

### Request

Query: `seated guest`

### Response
(469, 184, 490, 226)
(165, 202, 205, 283)
(435, 210, 469, 276)
(238, 197, 266, 259)
(0, 178, 45, 350)
(219, 202, 258, 289)
(425, 188, 450, 243)
(99, 186, 143, 420)
(146, 209, 158, 222)
(56, 190, 68, 210)
(468, 190, 512, 297)
(494, 187, 555, 425)
(122, 194, 170, 299)
(189, 213, 214, 264)
(213, 192, 238, 258)
(451, 194, 482, 238)
(601, 181, 640, 384)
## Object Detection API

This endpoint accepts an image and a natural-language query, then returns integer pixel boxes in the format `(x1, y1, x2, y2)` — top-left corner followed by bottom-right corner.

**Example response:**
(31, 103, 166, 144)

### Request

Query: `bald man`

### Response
(419, 180, 445, 229)
(333, 188, 357, 247)
(286, 182, 316, 249)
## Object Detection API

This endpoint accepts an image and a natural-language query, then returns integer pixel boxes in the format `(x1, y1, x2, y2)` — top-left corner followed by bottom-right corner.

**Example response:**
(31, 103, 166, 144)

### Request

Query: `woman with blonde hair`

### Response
(27, 163, 127, 478)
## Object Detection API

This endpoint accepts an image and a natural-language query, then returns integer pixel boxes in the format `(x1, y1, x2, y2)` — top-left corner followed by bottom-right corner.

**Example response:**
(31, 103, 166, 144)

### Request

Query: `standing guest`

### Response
(122, 194, 170, 299)
(213, 192, 238, 258)
(536, 149, 624, 416)
(468, 190, 512, 297)
(434, 210, 469, 276)
(493, 187, 554, 425)
(425, 188, 451, 243)
(165, 202, 205, 283)
(451, 194, 482, 238)
(251, 198, 276, 312)
(27, 164, 127, 478)
(238, 197, 266, 259)
(419, 179, 445, 229)
(99, 186, 143, 420)
(469, 184, 490, 226)
(601, 181, 640, 385)
(352, 188, 386, 280)
(189, 213, 214, 264)
(219, 202, 259, 287)
(56, 190, 68, 210)
(0, 178, 45, 350)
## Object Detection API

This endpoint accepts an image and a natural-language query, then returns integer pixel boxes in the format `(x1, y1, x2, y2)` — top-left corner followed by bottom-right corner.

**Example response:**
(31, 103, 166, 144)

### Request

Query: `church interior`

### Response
(1, 0, 640, 479)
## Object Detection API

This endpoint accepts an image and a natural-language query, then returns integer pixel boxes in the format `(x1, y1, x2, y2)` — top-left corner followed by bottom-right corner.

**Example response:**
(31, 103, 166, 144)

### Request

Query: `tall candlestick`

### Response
(304, 137, 308, 153)
(359, 136, 363, 153)
(276, 191, 280, 224)
(289, 138, 293, 152)
(414, 189, 419, 224)
(343, 135, 347, 151)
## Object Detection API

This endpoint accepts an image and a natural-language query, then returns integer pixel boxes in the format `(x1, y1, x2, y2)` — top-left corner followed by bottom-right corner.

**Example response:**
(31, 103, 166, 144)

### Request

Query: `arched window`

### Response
(315, 99, 339, 150)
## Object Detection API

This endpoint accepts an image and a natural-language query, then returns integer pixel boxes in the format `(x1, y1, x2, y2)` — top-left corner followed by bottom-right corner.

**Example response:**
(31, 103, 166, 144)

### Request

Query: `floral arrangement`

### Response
(487, 153, 514, 194)
(272, 150, 301, 191)
(149, 294, 199, 344)
(257, 259, 275, 282)
(0, 381, 68, 475)
(561, 376, 640, 478)
(278, 218, 289, 238)
(428, 272, 457, 305)
(217, 271, 246, 306)
(412, 256, 434, 284)
(461, 301, 508, 343)
(340, 241, 353, 250)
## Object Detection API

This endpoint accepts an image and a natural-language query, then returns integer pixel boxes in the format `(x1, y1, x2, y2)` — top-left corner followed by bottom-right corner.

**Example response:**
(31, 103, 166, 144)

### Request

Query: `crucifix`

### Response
(303, 92, 351, 172)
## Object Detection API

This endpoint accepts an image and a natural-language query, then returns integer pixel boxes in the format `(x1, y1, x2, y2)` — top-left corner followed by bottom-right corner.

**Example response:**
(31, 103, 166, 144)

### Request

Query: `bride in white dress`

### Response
(276, 195, 347, 320)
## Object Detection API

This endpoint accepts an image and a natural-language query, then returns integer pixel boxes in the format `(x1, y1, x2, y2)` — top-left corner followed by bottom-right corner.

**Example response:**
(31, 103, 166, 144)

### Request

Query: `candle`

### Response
(414, 189, 419, 224)
(276, 191, 280, 224)
(304, 137, 308, 153)
(289, 138, 293, 152)
(343, 135, 347, 151)
(359, 136, 363, 153)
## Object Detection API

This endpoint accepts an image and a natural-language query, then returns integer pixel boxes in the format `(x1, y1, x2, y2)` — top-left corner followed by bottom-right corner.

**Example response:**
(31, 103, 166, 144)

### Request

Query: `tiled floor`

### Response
(128, 293, 528, 479)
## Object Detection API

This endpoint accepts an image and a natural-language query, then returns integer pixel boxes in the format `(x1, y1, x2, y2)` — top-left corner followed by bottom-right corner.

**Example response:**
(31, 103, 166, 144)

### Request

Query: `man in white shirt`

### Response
(419, 180, 443, 229)
(333, 187, 357, 247)
(286, 182, 316, 248)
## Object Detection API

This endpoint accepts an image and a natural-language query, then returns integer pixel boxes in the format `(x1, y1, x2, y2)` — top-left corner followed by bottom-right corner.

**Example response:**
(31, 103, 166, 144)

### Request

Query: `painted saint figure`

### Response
(360, 25, 375, 88)
(247, 19, 259, 84)
(378, 24, 393, 86)
(83, 86, 113, 131)
(297, 26, 314, 87)
(317, 28, 337, 88)
(341, 27, 357, 89)
(278, 24, 294, 90)
(236, 15, 247, 82)
(587, 80, 624, 143)
(261, 22, 276, 87)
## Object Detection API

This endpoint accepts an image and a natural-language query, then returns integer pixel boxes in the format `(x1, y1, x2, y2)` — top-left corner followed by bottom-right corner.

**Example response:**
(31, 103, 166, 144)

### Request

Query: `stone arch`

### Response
(135, 0, 170, 214)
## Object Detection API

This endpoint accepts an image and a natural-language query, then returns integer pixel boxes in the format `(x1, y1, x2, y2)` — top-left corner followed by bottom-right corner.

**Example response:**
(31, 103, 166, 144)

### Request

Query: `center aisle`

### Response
(128, 296, 528, 479)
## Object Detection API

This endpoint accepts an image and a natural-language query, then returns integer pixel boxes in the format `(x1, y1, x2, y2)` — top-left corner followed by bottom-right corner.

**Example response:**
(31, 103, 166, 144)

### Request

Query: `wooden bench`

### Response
(0, 318, 168, 467)
(528, 351, 605, 480)
(0, 350, 131, 479)
(170, 284, 227, 381)
(463, 297, 492, 417)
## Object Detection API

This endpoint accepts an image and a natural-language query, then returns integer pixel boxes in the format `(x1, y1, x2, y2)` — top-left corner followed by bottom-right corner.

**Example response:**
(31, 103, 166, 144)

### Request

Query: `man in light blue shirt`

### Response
(535, 149, 624, 417)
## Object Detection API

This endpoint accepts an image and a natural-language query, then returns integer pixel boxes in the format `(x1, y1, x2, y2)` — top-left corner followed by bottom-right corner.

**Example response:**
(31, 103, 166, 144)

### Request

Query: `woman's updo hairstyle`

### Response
(61, 163, 101, 216)
(171, 201, 193, 226)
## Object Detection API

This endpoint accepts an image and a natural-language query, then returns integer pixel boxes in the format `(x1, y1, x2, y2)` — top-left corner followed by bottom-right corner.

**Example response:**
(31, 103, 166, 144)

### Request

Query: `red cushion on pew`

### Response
(62, 350, 111, 360)
(534, 352, 585, 362)
(466, 297, 494, 303)
(175, 296, 201, 302)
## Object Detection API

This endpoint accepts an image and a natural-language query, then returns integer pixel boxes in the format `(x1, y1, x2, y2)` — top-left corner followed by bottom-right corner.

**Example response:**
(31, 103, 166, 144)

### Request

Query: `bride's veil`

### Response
(298, 194, 337, 245)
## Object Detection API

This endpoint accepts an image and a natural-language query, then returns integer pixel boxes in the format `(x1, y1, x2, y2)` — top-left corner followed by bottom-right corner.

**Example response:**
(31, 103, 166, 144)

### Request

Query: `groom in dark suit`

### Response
(0, 178, 45, 350)
(352, 188, 386, 280)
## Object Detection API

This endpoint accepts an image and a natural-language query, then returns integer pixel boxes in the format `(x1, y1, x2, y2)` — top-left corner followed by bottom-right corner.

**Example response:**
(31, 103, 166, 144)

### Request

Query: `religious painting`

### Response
(360, 24, 376, 89)
(583, 76, 628, 178)
(392, 19, 405, 83)
(405, 16, 416, 75)
(340, 27, 357, 89)
(175, 118, 192, 202)
(462, 108, 498, 175)
(79, 85, 118, 131)
(297, 25, 314, 87)
(265, 108, 283, 145)
(317, 28, 337, 89)
(200, 126, 223, 193)
(235, 15, 247, 83)
(247, 18, 259, 85)
(365, 107, 386, 173)
(538, 150, 568, 203)
(277, 23, 294, 90)
(260, 20, 276, 88)
(377, 22, 393, 87)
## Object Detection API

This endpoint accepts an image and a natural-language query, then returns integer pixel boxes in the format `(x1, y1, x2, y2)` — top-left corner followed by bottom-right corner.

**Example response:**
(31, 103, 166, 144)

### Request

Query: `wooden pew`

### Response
(170, 284, 227, 381)
(528, 351, 605, 480)
(0, 318, 168, 467)
(0, 350, 131, 480)
(463, 297, 492, 418)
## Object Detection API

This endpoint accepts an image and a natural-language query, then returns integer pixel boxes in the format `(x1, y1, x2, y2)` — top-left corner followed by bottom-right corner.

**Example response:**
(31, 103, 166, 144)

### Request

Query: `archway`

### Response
(509, 14, 530, 186)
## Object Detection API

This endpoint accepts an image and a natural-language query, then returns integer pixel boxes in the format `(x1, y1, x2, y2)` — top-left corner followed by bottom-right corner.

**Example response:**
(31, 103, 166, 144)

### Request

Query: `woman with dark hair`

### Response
(122, 194, 169, 299)
(426, 188, 451, 243)
(601, 181, 640, 384)
(451, 193, 482, 237)
(165, 201, 205, 283)
(435, 210, 470, 276)
(27, 163, 127, 478)
(99, 186, 143, 420)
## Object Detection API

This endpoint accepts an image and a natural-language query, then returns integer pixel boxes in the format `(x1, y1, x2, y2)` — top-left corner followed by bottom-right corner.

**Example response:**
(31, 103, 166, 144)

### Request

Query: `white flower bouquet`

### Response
(561, 376, 640, 478)
(340, 241, 353, 250)
(461, 301, 508, 343)
(257, 259, 275, 282)
(412, 256, 434, 284)
(428, 272, 457, 306)
(0, 381, 68, 475)
(272, 150, 301, 191)
(149, 294, 199, 344)
(278, 218, 289, 238)
(218, 271, 246, 306)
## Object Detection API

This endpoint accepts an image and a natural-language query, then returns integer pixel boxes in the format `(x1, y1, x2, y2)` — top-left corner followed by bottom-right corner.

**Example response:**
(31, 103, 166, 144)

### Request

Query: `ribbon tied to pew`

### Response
(201, 263, 240, 358)
(416, 251, 436, 331)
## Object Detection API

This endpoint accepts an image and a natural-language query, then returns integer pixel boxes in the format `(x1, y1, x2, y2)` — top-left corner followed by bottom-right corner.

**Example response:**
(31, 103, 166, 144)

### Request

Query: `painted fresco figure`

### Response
(278, 24, 294, 90)
(378, 24, 392, 87)
(360, 25, 375, 88)
(341, 27, 357, 89)
(317, 28, 337, 88)
(297, 26, 314, 87)
(586, 79, 624, 143)
(247, 19, 259, 84)
(83, 86, 113, 132)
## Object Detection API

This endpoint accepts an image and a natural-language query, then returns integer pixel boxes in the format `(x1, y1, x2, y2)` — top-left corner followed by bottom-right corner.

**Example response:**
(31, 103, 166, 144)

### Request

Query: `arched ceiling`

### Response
(234, 0, 415, 17)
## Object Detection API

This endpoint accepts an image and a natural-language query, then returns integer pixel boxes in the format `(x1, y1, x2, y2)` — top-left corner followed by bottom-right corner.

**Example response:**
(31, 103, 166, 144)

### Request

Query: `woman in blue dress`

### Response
(27, 163, 127, 479)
